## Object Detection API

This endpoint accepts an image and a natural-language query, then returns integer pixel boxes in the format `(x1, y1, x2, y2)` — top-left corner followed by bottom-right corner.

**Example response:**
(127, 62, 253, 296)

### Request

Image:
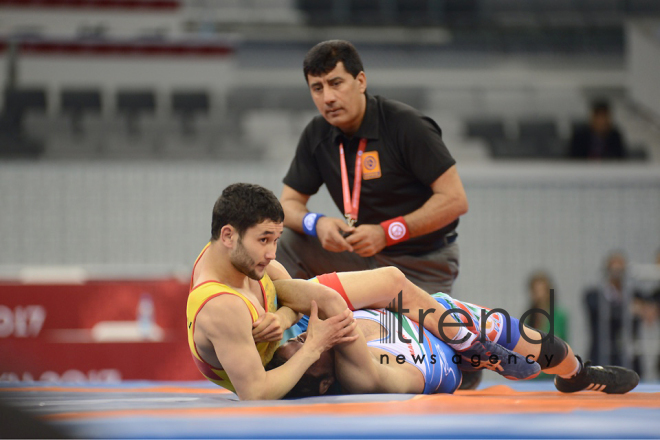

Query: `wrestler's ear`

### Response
(220, 225, 236, 247)
(319, 376, 335, 395)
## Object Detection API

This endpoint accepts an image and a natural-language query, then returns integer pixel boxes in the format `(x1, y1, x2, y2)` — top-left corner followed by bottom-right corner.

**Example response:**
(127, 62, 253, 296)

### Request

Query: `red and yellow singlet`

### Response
(186, 243, 279, 392)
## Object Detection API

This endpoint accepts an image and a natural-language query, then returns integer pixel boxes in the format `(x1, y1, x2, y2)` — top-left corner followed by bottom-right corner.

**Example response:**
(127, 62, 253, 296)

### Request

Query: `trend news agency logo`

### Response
(377, 291, 558, 368)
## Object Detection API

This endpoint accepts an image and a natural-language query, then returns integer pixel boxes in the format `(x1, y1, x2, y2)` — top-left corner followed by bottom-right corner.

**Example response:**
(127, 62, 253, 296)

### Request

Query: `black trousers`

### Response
(276, 228, 460, 295)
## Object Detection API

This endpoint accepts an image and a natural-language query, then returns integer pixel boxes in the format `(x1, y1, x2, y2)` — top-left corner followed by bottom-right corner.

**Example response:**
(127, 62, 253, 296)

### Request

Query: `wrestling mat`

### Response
(2, 380, 659, 439)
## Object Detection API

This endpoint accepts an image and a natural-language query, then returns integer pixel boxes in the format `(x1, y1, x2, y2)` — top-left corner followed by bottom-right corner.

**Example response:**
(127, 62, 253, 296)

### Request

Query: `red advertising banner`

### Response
(0, 279, 201, 383)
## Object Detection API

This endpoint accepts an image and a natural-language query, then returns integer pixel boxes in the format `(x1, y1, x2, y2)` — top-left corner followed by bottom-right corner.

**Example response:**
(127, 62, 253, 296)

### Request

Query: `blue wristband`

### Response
(302, 212, 325, 237)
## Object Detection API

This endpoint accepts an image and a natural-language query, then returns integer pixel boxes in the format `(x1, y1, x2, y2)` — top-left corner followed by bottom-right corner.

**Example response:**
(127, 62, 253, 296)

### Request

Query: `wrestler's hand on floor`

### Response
(345, 224, 387, 257)
(252, 312, 284, 343)
(305, 300, 358, 355)
(316, 217, 355, 253)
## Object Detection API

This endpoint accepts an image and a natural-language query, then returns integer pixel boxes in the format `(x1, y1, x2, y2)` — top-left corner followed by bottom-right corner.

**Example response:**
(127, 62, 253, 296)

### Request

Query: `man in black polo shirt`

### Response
(277, 39, 468, 296)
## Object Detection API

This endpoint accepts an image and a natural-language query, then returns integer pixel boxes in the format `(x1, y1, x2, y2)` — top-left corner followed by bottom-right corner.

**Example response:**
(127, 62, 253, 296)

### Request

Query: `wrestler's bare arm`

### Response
(196, 295, 356, 400)
(329, 323, 383, 394)
(331, 321, 425, 395)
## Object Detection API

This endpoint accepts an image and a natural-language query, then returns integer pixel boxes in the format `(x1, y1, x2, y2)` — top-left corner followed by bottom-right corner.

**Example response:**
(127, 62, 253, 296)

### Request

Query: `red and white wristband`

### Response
(380, 216, 411, 247)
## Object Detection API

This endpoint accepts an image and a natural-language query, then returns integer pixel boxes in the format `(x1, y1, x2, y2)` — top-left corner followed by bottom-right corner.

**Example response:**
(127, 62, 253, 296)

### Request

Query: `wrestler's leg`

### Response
(332, 268, 474, 344)
(314, 273, 540, 381)
(274, 278, 350, 319)
(512, 326, 639, 393)
(431, 293, 575, 375)
(511, 327, 579, 376)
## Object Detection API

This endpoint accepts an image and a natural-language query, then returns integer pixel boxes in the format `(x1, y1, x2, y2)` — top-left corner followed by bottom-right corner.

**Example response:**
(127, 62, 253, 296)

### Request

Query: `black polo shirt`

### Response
(283, 93, 458, 255)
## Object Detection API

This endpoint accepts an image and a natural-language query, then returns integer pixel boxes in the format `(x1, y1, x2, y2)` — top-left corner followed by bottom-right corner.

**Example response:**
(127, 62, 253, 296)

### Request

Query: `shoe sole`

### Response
(604, 372, 640, 394)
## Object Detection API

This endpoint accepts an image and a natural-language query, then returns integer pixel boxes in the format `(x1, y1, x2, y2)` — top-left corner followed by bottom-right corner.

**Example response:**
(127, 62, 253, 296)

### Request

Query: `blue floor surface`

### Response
(1, 381, 659, 439)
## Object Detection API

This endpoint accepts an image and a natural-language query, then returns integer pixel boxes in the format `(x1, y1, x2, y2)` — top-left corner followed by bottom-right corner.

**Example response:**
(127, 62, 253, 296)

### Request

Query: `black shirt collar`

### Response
(332, 93, 379, 145)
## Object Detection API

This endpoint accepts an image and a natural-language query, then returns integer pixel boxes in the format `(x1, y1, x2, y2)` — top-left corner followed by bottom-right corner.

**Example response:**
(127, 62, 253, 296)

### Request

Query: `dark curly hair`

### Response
(211, 183, 284, 240)
(303, 40, 364, 81)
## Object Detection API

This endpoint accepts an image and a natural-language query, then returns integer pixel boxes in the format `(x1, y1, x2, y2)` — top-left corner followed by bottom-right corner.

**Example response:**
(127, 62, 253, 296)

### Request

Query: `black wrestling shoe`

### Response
(458, 340, 541, 380)
(554, 356, 640, 394)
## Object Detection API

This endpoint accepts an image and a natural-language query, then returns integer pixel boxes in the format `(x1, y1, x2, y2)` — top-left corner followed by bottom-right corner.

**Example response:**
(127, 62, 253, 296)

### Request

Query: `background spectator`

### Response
(569, 100, 628, 160)
(524, 270, 569, 380)
(584, 251, 645, 374)
(524, 270, 569, 342)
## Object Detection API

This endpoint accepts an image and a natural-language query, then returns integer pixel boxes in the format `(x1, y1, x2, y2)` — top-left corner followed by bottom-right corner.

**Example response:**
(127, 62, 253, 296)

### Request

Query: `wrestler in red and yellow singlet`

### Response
(186, 243, 279, 392)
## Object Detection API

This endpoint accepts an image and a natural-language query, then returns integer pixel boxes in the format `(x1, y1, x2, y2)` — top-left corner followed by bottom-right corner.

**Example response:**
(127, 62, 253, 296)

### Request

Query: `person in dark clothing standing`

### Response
(584, 251, 644, 374)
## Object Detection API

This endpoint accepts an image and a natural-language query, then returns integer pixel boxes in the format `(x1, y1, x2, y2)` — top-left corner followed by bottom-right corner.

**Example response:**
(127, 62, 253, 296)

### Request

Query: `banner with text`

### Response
(0, 279, 201, 383)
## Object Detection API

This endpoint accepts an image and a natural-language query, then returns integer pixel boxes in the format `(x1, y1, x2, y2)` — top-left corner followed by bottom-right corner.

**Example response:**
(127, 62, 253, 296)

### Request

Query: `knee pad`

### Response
(537, 331, 569, 370)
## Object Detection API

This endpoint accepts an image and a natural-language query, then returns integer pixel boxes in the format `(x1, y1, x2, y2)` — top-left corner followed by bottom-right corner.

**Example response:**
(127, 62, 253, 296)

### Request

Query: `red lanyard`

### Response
(339, 138, 368, 227)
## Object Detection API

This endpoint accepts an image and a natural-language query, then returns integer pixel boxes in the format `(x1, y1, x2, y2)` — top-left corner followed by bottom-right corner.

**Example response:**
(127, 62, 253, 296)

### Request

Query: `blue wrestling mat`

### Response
(1, 380, 660, 439)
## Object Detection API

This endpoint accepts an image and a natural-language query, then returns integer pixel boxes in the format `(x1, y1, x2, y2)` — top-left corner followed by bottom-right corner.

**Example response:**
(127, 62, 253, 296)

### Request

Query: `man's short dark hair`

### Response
(303, 40, 364, 81)
(265, 352, 328, 398)
(211, 183, 284, 240)
(591, 99, 611, 115)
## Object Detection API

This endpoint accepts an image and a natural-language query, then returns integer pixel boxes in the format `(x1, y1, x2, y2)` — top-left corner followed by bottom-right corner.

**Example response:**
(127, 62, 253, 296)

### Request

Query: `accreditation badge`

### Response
(362, 151, 382, 180)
